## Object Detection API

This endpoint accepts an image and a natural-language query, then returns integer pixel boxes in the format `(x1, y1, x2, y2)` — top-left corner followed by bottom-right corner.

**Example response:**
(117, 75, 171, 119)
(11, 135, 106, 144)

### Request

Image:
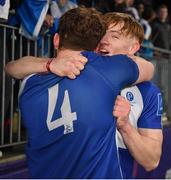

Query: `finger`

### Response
(113, 104, 124, 111)
(66, 62, 78, 73)
(74, 62, 85, 71)
(67, 73, 76, 79)
(117, 95, 125, 99)
(72, 66, 80, 76)
(115, 96, 124, 105)
(78, 55, 88, 64)
(113, 106, 129, 119)
(113, 110, 123, 117)
(114, 100, 120, 106)
(115, 98, 130, 107)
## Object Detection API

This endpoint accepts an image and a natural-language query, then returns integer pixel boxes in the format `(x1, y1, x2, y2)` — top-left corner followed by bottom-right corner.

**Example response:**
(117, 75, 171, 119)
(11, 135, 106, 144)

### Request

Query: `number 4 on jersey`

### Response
(46, 84, 77, 134)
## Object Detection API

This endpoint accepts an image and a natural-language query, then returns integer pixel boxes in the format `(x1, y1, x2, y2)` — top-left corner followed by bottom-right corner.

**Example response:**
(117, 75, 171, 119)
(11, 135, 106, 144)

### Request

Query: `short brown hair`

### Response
(103, 12, 144, 44)
(58, 7, 106, 51)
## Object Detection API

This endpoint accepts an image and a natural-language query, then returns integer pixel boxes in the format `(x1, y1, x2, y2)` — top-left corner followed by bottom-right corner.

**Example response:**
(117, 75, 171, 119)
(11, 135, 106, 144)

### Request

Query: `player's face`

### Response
(59, 0, 68, 7)
(98, 23, 136, 56)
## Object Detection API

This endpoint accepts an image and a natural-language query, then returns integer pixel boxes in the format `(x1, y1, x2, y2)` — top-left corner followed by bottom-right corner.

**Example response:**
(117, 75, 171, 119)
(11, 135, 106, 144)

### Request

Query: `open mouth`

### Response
(99, 49, 109, 55)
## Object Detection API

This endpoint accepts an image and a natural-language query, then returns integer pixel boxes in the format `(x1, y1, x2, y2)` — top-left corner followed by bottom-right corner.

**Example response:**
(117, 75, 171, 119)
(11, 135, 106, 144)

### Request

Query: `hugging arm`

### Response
(5, 55, 87, 79)
(129, 55, 154, 84)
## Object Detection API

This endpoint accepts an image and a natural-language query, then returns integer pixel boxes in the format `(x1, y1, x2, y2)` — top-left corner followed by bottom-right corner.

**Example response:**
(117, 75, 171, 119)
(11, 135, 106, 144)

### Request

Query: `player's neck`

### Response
(57, 49, 82, 58)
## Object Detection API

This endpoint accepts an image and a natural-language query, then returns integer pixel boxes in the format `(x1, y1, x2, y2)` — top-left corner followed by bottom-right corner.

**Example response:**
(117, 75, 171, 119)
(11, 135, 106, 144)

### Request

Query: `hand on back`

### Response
(50, 54, 88, 79)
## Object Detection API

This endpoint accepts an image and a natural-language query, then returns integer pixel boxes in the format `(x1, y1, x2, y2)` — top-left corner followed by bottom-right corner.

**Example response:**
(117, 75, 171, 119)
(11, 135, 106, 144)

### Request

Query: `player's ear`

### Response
(128, 42, 140, 55)
(53, 33, 60, 50)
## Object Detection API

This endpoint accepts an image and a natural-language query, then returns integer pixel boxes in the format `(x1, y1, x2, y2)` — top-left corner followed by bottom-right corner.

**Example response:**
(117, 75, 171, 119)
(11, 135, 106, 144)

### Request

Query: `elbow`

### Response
(144, 160, 160, 171)
(5, 62, 22, 79)
(142, 150, 162, 171)
(143, 153, 161, 172)
(145, 142, 163, 171)
(5, 63, 17, 78)
(5, 63, 12, 76)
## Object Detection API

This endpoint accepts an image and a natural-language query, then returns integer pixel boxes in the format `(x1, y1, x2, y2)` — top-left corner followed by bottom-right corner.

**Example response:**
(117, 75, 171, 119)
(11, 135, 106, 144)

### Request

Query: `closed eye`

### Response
(111, 35, 119, 39)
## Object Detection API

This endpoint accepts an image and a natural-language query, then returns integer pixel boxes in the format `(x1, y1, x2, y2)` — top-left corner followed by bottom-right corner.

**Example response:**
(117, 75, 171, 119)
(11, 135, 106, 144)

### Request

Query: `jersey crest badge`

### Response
(126, 92, 134, 102)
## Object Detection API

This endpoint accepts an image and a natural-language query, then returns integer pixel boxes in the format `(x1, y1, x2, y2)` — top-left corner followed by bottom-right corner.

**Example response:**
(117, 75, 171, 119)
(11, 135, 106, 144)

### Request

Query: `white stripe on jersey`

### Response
(116, 86, 143, 149)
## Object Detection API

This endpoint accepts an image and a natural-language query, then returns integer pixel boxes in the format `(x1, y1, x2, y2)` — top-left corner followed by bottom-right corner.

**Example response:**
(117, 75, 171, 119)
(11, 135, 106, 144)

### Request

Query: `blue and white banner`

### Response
(18, 0, 50, 40)
(50, 0, 77, 19)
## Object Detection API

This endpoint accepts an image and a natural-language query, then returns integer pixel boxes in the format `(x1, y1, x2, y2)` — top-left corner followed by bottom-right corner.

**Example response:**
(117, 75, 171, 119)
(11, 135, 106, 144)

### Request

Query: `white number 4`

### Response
(46, 84, 77, 134)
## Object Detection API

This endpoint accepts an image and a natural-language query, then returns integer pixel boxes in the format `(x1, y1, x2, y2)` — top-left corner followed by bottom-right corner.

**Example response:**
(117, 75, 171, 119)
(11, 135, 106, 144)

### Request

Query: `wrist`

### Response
(117, 120, 132, 133)
(45, 58, 64, 77)
(46, 58, 53, 73)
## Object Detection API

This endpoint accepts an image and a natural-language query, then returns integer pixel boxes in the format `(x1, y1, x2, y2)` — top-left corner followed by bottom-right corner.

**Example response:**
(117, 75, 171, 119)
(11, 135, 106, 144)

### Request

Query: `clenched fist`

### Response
(113, 95, 131, 129)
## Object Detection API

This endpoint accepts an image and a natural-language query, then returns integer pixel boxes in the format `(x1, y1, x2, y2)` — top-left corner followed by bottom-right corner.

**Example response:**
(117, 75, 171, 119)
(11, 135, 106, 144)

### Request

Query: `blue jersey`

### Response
(117, 81, 163, 179)
(19, 51, 139, 178)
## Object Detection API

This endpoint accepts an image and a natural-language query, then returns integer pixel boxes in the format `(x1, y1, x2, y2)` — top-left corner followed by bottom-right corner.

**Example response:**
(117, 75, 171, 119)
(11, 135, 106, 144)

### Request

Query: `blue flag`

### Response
(18, 0, 49, 39)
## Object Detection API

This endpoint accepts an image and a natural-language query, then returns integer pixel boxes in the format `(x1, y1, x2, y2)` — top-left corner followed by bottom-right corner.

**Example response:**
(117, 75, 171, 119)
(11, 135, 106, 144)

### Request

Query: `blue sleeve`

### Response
(89, 54, 139, 90)
(107, 55, 139, 88)
(138, 82, 163, 129)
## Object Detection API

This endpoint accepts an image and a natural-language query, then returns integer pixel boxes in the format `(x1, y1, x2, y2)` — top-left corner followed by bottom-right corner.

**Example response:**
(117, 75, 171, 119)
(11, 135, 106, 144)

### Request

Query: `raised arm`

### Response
(5, 55, 87, 79)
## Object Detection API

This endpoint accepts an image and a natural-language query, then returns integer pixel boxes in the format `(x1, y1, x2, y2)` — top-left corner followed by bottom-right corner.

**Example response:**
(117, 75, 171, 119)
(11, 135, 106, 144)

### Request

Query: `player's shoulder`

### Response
(121, 81, 161, 103)
(136, 81, 161, 95)
(20, 73, 60, 96)
(81, 51, 131, 63)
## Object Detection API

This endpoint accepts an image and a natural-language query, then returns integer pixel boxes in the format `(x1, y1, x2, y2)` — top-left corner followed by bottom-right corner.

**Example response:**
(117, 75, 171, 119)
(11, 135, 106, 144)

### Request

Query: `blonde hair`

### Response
(103, 12, 144, 44)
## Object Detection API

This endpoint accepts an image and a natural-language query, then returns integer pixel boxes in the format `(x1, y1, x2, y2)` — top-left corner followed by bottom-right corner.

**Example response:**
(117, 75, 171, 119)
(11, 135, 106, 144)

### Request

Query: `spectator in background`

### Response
(7, 0, 54, 57)
(112, 0, 127, 13)
(139, 7, 155, 59)
(93, 0, 110, 14)
(51, 0, 77, 19)
(151, 5, 171, 51)
(111, 0, 140, 21)
(139, 0, 153, 7)
(140, 9, 152, 40)
(77, 0, 92, 7)
(137, 2, 144, 19)
(8, 0, 77, 57)
(125, 0, 140, 21)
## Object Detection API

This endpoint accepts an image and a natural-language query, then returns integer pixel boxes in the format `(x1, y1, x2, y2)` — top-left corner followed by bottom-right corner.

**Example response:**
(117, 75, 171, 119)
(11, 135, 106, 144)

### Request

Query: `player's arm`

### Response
(98, 54, 154, 88)
(129, 55, 154, 84)
(5, 56, 48, 79)
(118, 123, 162, 171)
(5, 55, 87, 79)
(114, 95, 163, 171)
